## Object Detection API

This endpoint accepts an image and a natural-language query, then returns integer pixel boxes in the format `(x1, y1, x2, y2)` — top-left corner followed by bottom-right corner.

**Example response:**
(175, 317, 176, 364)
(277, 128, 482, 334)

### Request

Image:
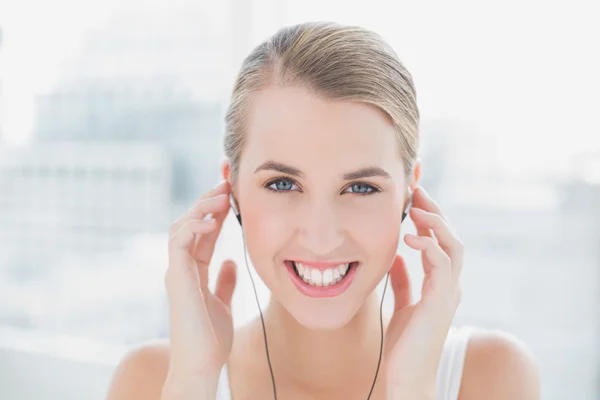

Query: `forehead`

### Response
(243, 85, 404, 176)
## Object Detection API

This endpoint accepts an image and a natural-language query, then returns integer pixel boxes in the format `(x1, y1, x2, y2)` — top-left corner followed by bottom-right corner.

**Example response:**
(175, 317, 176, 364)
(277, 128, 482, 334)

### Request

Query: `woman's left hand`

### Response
(384, 186, 464, 400)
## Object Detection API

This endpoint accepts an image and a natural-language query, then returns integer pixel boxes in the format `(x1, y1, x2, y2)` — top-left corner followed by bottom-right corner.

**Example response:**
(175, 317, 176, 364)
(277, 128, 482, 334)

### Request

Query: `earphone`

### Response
(229, 194, 242, 225)
(229, 188, 413, 399)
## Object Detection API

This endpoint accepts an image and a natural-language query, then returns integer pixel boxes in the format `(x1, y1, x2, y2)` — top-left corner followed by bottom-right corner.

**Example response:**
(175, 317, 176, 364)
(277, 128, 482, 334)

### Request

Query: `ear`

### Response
(221, 160, 242, 224)
(221, 159, 238, 197)
(221, 160, 231, 183)
(408, 158, 421, 193)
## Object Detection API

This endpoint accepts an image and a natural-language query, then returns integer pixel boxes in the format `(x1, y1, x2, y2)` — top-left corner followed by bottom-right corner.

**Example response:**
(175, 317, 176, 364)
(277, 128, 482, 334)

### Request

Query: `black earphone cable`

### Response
(240, 225, 278, 399)
(366, 270, 390, 399)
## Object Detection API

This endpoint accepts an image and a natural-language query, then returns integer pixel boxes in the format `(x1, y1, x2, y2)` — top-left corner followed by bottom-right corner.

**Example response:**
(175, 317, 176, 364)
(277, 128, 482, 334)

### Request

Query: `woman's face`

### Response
(227, 85, 414, 330)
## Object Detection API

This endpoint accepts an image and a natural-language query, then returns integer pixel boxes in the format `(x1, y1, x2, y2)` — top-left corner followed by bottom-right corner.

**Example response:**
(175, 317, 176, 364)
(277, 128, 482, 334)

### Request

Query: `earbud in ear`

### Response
(229, 194, 242, 226)
(401, 189, 413, 222)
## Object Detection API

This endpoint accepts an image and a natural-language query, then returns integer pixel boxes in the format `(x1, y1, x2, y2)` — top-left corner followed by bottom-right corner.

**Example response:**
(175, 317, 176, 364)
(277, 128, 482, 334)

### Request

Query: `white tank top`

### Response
(216, 325, 475, 400)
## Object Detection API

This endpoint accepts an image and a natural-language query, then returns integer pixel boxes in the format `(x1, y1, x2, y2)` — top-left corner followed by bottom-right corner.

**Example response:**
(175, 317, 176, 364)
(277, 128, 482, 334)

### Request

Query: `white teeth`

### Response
(293, 262, 352, 287)
(311, 268, 322, 286)
(332, 268, 340, 281)
(323, 269, 333, 286)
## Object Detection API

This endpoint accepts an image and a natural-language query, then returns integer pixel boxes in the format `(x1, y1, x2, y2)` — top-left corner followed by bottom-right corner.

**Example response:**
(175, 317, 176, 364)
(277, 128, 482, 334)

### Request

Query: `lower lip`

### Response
(285, 261, 359, 298)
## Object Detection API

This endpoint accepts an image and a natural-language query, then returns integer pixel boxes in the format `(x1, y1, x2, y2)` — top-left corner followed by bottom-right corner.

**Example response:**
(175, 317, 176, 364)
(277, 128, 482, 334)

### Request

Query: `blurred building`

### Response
(561, 151, 600, 216)
(0, 1, 234, 343)
(419, 118, 507, 199)
(32, 1, 229, 210)
(54, 1, 228, 100)
(33, 77, 222, 206)
(0, 142, 171, 270)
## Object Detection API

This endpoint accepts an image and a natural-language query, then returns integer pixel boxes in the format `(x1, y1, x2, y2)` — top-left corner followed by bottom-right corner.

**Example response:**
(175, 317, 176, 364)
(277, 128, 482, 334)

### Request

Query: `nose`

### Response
(296, 199, 344, 256)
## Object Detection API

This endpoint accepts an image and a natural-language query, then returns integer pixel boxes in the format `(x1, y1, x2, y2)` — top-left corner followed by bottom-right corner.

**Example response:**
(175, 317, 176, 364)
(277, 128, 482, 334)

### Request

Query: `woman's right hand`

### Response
(162, 180, 237, 399)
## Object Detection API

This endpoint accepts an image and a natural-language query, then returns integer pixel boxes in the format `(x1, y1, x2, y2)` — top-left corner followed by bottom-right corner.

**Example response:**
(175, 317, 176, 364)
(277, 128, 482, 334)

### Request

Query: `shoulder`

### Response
(105, 339, 171, 400)
(459, 329, 540, 400)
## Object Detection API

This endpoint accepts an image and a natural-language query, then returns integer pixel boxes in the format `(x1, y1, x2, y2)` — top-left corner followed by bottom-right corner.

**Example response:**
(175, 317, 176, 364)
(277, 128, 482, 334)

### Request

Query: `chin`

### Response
(282, 297, 364, 331)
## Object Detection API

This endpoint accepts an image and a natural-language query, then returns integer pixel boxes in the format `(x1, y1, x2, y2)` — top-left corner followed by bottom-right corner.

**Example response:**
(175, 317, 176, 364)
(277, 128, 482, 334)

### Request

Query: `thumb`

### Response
(390, 254, 412, 311)
(215, 259, 237, 308)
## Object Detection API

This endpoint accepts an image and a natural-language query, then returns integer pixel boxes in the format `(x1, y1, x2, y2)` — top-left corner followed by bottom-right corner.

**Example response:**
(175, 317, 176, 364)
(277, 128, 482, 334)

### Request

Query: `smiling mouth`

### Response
(288, 261, 359, 287)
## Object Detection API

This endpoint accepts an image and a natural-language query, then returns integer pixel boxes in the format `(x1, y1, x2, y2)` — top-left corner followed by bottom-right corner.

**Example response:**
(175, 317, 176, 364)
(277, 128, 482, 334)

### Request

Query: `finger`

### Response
(170, 184, 230, 233)
(416, 226, 433, 238)
(168, 218, 217, 250)
(404, 234, 451, 292)
(196, 180, 229, 204)
(410, 208, 455, 254)
(389, 254, 412, 311)
(214, 259, 237, 309)
(192, 195, 230, 268)
(413, 211, 434, 242)
(185, 181, 229, 218)
(405, 190, 433, 240)
(410, 208, 464, 278)
(192, 192, 235, 286)
(171, 193, 230, 235)
(412, 186, 446, 221)
(412, 208, 433, 239)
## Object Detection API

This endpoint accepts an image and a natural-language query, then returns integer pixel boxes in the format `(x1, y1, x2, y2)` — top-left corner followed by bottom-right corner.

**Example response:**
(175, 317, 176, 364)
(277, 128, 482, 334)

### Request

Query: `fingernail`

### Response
(412, 208, 425, 214)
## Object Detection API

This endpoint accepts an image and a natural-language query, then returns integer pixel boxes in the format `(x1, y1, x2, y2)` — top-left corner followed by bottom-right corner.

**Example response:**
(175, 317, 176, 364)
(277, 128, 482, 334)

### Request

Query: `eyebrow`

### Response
(254, 160, 391, 180)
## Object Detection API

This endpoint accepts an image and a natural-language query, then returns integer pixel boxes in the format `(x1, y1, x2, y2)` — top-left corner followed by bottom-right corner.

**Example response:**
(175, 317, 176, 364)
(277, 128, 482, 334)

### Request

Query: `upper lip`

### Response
(290, 260, 356, 271)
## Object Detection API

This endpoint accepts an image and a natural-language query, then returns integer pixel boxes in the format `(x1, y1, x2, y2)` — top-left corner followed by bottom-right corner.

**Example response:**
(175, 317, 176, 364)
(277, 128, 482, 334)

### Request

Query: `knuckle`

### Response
(431, 198, 442, 211)
(429, 212, 443, 225)
(169, 218, 183, 237)
(442, 252, 452, 265)
(423, 237, 436, 247)
(167, 233, 180, 247)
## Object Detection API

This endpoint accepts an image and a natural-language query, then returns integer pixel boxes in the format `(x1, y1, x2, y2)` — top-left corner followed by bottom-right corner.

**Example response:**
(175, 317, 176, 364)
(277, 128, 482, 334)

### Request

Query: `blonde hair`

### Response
(224, 21, 420, 184)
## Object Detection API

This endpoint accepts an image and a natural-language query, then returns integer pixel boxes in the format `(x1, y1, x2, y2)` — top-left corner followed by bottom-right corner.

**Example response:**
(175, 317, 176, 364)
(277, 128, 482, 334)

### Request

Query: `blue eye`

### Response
(264, 178, 379, 196)
(345, 182, 379, 195)
(267, 178, 299, 192)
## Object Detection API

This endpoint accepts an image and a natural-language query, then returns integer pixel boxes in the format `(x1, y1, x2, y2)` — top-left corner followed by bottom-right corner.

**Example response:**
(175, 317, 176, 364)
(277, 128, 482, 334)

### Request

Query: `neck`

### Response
(260, 291, 388, 393)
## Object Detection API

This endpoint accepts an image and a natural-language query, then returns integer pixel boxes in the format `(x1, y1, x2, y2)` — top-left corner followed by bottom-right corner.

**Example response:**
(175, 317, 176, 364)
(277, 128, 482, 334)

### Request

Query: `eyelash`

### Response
(264, 177, 381, 196)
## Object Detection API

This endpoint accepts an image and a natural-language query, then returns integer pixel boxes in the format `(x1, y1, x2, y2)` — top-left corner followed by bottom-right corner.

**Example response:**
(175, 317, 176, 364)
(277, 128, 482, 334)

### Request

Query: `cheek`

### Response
(344, 200, 402, 257)
(240, 199, 290, 260)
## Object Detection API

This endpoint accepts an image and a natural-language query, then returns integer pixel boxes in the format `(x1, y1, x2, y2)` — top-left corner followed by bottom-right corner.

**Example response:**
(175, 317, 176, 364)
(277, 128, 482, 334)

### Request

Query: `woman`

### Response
(107, 22, 539, 400)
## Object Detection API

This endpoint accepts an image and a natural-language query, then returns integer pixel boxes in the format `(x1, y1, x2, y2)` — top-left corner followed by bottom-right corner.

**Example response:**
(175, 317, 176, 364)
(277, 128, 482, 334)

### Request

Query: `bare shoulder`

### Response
(459, 329, 540, 400)
(105, 339, 171, 400)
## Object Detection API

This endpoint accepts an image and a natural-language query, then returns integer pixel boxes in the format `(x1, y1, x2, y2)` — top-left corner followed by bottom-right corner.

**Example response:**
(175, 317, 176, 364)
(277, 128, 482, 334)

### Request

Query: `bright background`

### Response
(0, 0, 598, 399)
